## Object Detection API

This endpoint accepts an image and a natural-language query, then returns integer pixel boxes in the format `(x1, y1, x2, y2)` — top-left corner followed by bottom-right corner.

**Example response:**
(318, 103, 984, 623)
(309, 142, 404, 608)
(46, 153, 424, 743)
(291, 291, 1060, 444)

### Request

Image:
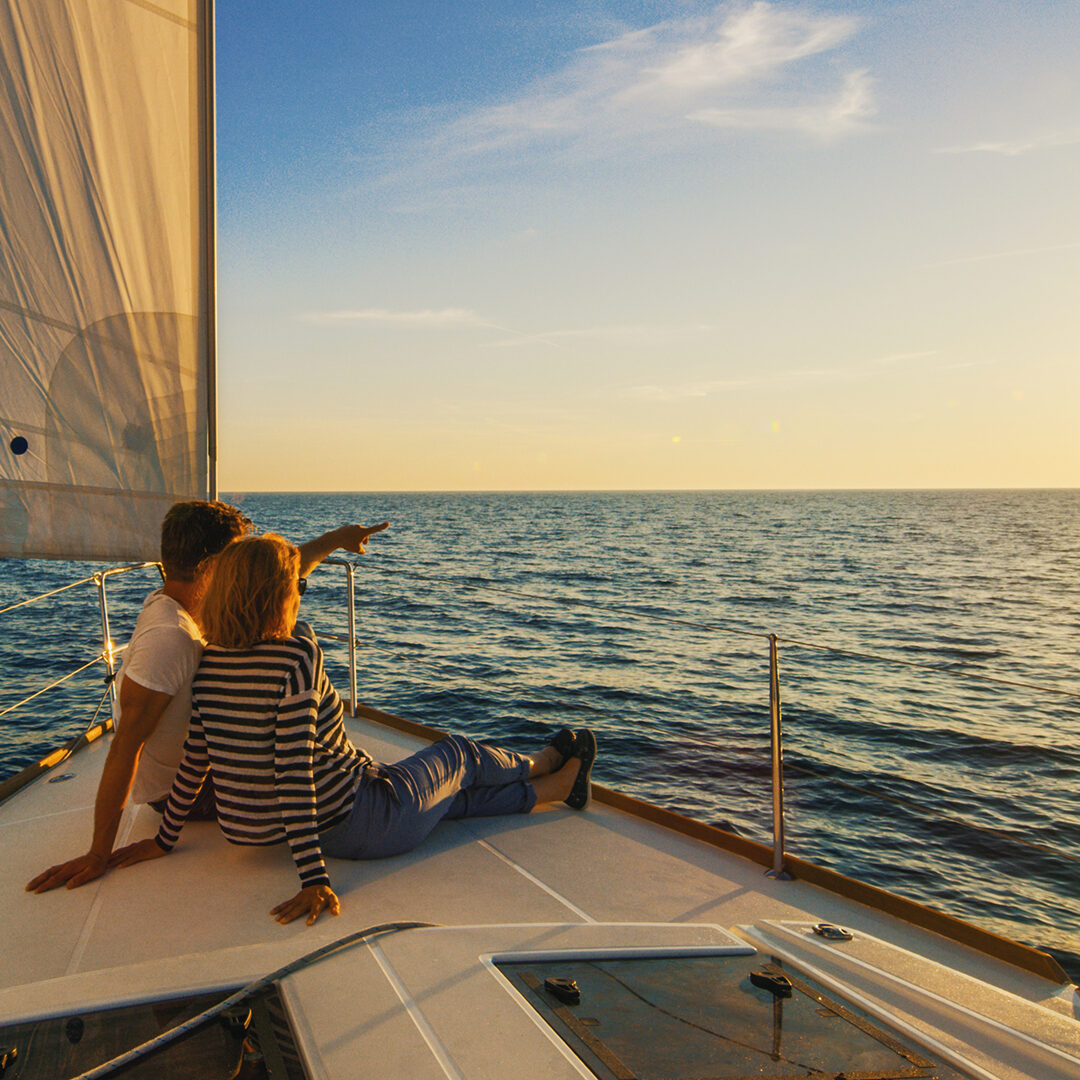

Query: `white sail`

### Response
(0, 0, 214, 562)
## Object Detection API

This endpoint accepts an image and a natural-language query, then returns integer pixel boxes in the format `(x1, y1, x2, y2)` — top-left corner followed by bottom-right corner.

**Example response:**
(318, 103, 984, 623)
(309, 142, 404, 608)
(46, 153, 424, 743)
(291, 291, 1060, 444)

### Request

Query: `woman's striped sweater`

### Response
(155, 634, 369, 887)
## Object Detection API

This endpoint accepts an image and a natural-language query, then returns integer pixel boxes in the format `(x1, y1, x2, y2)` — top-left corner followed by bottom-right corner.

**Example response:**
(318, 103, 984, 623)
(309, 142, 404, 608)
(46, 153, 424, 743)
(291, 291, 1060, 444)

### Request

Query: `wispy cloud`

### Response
(925, 242, 1080, 269)
(622, 349, 944, 400)
(867, 350, 940, 367)
(483, 321, 722, 349)
(689, 68, 875, 138)
(303, 307, 499, 328)
(301, 306, 551, 343)
(937, 130, 1080, 156)
(623, 378, 758, 401)
(376, 1, 873, 178)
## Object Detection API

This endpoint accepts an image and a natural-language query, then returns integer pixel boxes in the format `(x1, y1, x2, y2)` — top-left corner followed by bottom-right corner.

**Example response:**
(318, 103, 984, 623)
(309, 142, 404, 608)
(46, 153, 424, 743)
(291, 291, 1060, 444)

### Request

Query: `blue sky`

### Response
(213, 1, 1079, 491)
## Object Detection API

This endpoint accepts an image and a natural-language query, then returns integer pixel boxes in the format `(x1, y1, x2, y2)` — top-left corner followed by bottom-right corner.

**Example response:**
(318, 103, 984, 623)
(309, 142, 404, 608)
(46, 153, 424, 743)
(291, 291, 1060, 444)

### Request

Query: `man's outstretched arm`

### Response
(296, 521, 389, 579)
(25, 678, 172, 893)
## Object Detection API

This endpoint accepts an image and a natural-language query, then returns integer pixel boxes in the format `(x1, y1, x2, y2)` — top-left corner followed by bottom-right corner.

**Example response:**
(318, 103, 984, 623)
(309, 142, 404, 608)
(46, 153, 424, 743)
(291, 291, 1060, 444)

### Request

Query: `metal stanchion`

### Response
(94, 572, 117, 704)
(345, 562, 357, 718)
(316, 558, 360, 717)
(766, 633, 791, 880)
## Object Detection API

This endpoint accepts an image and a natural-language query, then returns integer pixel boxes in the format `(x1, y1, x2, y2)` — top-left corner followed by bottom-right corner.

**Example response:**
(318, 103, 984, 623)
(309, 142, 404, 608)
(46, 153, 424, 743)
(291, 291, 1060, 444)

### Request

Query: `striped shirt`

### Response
(155, 635, 370, 888)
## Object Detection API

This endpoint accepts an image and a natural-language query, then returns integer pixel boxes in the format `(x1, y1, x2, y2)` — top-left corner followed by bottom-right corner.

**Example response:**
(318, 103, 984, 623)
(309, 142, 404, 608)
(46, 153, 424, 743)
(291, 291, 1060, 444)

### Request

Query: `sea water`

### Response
(2, 490, 1078, 974)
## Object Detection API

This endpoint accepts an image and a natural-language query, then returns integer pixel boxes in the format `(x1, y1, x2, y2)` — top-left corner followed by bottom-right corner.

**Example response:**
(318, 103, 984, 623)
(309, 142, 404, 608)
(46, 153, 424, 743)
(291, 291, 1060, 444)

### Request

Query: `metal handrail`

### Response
(358, 560, 1080, 700)
(0, 562, 160, 615)
(765, 634, 790, 880)
(4, 558, 1076, 888)
(0, 562, 162, 723)
(93, 563, 163, 701)
(320, 558, 358, 717)
(0, 575, 100, 615)
(0, 656, 106, 719)
(324, 558, 1080, 882)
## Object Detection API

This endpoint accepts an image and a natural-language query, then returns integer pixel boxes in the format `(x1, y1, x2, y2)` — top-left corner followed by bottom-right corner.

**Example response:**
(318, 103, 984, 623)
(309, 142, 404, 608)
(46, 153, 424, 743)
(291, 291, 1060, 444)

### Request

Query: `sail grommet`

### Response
(9, 436, 28, 455)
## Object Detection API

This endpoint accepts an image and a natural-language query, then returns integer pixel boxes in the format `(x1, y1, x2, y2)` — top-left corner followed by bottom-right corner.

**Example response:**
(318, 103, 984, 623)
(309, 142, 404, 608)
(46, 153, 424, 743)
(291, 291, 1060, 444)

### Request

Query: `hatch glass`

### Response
(497, 953, 966, 1079)
(0, 986, 306, 1080)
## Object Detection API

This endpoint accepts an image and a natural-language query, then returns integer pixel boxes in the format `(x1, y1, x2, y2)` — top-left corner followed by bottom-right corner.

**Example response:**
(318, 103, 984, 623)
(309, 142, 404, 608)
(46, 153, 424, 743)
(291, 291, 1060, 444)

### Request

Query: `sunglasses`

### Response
(297, 577, 308, 596)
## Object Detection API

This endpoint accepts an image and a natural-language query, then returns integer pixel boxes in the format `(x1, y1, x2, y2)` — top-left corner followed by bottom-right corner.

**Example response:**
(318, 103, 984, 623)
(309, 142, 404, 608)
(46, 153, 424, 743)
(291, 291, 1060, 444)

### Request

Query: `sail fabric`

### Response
(0, 0, 213, 562)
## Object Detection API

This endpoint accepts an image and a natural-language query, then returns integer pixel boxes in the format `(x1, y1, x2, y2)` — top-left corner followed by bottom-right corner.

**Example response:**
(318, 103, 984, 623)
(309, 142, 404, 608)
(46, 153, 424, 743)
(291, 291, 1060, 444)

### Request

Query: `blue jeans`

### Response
(321, 734, 537, 860)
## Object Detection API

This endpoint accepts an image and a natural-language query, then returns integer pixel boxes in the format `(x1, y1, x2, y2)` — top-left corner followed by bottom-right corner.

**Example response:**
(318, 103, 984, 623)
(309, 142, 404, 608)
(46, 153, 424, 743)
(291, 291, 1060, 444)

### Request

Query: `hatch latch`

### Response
(813, 923, 853, 941)
(749, 970, 792, 997)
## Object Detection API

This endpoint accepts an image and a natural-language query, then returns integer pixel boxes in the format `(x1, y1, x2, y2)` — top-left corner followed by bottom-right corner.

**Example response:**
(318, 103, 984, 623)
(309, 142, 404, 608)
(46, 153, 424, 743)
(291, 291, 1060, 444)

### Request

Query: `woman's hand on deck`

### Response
(271, 885, 341, 926)
(108, 838, 170, 870)
(25, 851, 108, 893)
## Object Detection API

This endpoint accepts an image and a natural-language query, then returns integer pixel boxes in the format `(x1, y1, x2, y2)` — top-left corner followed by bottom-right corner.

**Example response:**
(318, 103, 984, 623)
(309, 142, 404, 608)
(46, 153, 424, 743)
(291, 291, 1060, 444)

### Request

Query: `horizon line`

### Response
(218, 485, 1079, 496)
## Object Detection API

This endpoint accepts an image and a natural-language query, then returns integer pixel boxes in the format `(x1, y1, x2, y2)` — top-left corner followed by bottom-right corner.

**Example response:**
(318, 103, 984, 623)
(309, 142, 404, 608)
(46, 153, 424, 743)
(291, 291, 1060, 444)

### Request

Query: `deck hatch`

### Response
(0, 986, 307, 1080)
(498, 953, 966, 1079)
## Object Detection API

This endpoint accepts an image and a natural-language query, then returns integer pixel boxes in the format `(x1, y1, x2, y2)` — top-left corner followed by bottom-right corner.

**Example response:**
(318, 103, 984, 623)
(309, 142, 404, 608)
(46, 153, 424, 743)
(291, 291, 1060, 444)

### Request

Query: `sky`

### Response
(213, 1, 1079, 492)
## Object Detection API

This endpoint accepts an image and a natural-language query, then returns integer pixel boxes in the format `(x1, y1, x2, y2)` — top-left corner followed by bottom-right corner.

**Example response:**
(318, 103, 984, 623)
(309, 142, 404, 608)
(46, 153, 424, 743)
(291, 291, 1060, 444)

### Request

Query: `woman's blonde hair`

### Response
(201, 534, 300, 648)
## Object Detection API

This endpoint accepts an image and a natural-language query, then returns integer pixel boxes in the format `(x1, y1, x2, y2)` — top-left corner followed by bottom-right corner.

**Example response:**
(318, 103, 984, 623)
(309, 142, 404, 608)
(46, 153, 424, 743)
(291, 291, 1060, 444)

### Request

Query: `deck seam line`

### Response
(0, 804, 96, 829)
(475, 838, 598, 924)
(64, 809, 136, 976)
(367, 941, 466, 1080)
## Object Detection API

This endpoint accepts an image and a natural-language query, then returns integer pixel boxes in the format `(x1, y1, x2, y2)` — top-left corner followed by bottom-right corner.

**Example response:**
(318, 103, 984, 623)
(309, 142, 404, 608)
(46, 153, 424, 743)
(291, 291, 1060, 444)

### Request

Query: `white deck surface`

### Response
(3, 716, 1079, 1079)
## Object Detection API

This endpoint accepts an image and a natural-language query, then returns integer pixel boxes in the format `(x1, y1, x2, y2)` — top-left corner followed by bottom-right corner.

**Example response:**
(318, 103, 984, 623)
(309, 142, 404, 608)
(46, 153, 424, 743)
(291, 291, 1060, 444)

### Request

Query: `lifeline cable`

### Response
(0, 561, 159, 616)
(0, 576, 98, 615)
(34, 682, 116, 776)
(341, 627, 1080, 872)
(784, 759, 1080, 866)
(0, 657, 104, 719)
(67, 920, 436, 1080)
(358, 559, 1080, 700)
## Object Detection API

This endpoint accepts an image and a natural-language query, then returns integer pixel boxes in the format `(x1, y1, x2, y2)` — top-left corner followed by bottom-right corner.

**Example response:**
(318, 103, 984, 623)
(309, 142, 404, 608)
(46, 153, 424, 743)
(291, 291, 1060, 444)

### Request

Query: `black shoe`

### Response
(564, 729, 596, 811)
(547, 727, 577, 766)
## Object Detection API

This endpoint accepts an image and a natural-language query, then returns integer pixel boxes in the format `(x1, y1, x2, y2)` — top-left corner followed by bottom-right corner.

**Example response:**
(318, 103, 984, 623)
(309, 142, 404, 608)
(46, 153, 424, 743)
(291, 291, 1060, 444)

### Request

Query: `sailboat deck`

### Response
(3, 715, 1079, 1079)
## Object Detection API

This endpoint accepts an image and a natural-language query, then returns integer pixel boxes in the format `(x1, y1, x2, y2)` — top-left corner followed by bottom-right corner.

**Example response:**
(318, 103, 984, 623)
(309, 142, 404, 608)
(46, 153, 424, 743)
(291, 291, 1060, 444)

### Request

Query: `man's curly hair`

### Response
(160, 501, 252, 581)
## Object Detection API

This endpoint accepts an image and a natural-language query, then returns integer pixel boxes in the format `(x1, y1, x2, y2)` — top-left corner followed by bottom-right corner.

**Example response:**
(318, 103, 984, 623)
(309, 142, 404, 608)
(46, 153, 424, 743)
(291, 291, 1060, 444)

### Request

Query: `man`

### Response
(26, 500, 388, 894)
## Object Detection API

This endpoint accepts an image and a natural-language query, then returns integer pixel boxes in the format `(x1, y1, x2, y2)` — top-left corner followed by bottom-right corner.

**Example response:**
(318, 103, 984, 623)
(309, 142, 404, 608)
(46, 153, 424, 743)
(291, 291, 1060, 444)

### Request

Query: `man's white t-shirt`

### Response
(114, 590, 203, 804)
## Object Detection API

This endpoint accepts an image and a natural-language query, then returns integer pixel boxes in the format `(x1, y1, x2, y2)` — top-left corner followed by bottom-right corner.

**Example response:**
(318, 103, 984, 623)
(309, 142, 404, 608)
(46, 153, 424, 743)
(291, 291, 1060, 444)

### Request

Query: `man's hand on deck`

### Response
(335, 521, 390, 555)
(271, 884, 341, 926)
(25, 680, 173, 896)
(108, 837, 170, 870)
(25, 851, 108, 893)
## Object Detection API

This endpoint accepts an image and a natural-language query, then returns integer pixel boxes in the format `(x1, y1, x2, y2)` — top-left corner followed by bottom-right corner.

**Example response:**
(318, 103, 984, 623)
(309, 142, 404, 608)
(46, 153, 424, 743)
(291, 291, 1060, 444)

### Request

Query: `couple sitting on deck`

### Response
(27, 501, 597, 927)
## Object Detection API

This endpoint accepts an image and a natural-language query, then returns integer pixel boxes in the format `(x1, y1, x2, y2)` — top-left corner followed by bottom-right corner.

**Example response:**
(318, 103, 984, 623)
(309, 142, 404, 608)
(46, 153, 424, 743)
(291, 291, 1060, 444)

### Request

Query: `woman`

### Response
(110, 534, 596, 927)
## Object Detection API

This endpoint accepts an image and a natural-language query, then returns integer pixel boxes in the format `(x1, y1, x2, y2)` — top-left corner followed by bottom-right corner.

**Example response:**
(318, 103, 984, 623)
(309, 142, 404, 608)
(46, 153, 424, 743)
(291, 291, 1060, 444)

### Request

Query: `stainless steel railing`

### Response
(766, 633, 789, 880)
(4, 557, 1078, 888)
(0, 562, 163, 804)
(338, 559, 1080, 885)
(313, 565, 809, 884)
(0, 562, 161, 722)
(319, 557, 358, 717)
